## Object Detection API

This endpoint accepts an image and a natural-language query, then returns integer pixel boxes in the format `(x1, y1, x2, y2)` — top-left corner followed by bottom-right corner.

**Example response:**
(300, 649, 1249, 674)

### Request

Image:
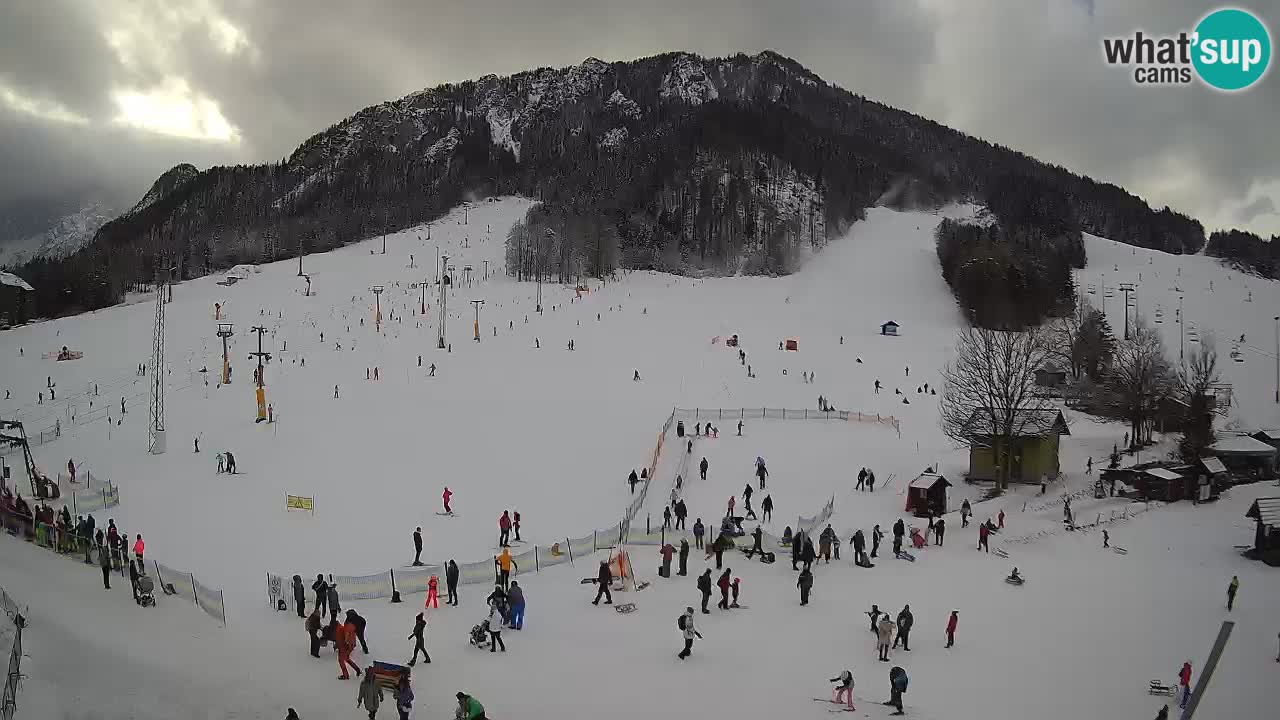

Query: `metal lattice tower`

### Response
(147, 270, 168, 454)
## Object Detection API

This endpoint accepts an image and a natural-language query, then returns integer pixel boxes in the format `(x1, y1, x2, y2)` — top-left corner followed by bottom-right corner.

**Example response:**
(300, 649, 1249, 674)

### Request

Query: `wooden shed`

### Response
(904, 471, 951, 518)
(1208, 435, 1278, 481)
(1245, 497, 1280, 565)
(964, 409, 1070, 483)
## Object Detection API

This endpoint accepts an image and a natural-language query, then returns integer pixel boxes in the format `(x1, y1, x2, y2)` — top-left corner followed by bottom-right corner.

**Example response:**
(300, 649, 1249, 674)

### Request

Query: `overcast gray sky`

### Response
(0, 0, 1275, 236)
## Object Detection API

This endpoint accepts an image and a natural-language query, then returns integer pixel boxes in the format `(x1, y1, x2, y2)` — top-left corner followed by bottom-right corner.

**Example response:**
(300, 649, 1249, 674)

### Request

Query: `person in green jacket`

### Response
(1227, 575, 1239, 611)
(456, 692, 486, 720)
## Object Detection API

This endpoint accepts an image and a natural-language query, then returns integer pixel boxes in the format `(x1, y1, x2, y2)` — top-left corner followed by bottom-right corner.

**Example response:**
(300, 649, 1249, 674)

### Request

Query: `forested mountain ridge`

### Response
(8, 50, 1238, 319)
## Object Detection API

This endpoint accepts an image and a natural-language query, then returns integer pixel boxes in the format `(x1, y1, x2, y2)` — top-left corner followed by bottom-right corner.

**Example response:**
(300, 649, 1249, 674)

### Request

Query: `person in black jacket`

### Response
(893, 605, 913, 651)
(412, 527, 423, 566)
(761, 494, 773, 522)
(741, 524, 761, 558)
(791, 530, 803, 570)
(312, 574, 329, 616)
(852, 529, 866, 564)
(678, 538, 690, 576)
(802, 535, 817, 571)
(592, 560, 613, 605)
(628, 469, 639, 494)
(306, 610, 323, 658)
(128, 560, 140, 603)
(700, 457, 709, 481)
(408, 612, 430, 665)
(797, 567, 814, 606)
(327, 583, 342, 623)
(892, 519, 905, 556)
(697, 569, 712, 614)
(934, 518, 945, 546)
(99, 540, 112, 589)
(292, 575, 307, 618)
(446, 560, 460, 606)
(346, 609, 369, 653)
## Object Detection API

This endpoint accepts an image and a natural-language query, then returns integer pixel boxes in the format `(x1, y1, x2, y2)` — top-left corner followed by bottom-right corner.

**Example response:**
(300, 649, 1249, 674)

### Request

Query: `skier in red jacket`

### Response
(716, 569, 732, 610)
(1178, 661, 1192, 708)
(498, 511, 512, 547)
(945, 610, 958, 647)
(442, 487, 453, 514)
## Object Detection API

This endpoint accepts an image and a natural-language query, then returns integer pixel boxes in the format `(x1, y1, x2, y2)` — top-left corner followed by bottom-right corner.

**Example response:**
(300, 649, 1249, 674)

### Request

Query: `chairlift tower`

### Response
(250, 325, 272, 422)
(471, 299, 485, 342)
(148, 267, 173, 455)
(437, 256, 450, 349)
(1118, 283, 1136, 340)
(372, 285, 385, 332)
(218, 323, 235, 384)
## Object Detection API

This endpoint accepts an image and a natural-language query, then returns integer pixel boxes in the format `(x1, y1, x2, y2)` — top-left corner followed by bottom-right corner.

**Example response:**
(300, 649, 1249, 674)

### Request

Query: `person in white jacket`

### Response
(677, 607, 702, 660)
(877, 615, 896, 662)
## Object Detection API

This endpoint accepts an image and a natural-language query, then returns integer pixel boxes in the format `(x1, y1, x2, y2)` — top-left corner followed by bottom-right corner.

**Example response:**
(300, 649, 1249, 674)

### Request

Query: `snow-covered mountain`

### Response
(9, 50, 1228, 321)
(0, 199, 117, 268)
(126, 163, 198, 217)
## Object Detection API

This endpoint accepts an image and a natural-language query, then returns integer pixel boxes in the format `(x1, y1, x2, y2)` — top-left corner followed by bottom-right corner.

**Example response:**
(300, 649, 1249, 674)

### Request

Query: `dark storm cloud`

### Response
(0, 0, 1275, 236)
(1236, 195, 1276, 225)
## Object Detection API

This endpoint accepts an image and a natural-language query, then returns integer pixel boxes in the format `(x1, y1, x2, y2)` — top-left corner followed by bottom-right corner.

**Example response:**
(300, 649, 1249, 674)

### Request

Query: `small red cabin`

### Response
(905, 471, 951, 518)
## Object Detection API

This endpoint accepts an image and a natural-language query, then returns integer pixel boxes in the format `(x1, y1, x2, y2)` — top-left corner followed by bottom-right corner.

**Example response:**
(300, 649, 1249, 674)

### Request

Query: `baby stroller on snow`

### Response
(469, 619, 491, 648)
(136, 574, 156, 607)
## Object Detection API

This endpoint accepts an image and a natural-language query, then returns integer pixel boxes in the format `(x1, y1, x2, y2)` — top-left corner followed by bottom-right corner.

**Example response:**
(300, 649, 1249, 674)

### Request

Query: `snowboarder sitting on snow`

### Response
(780, 525, 793, 546)
(830, 669, 855, 710)
(1007, 567, 1023, 585)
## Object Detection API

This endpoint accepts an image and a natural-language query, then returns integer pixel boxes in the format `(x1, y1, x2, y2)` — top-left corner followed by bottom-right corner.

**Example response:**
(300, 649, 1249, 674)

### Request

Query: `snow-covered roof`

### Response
(225, 264, 256, 279)
(0, 271, 34, 291)
(1209, 435, 1278, 457)
(1253, 429, 1280, 442)
(908, 472, 950, 489)
(881, 320, 899, 327)
(1144, 467, 1183, 481)
(1200, 457, 1227, 474)
(964, 409, 1069, 437)
(1247, 497, 1280, 530)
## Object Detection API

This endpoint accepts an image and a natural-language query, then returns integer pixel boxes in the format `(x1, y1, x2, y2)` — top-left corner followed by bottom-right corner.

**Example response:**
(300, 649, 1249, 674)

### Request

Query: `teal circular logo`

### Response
(1192, 8, 1271, 91)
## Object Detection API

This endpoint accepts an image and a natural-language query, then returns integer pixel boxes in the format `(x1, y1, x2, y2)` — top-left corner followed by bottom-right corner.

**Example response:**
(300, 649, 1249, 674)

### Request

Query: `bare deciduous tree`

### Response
(1098, 317, 1174, 448)
(1176, 340, 1220, 462)
(940, 326, 1057, 489)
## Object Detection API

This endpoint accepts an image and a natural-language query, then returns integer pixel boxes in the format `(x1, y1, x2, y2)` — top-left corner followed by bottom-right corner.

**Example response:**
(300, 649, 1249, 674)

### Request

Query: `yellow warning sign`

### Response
(286, 494, 314, 513)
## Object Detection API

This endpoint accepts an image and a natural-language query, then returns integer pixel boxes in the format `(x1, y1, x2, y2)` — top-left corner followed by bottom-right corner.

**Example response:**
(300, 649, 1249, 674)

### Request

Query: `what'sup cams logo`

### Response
(1103, 7, 1271, 91)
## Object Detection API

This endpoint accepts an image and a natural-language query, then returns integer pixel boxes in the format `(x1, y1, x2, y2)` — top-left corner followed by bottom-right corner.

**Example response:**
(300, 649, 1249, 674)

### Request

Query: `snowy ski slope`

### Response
(1, 198, 1276, 720)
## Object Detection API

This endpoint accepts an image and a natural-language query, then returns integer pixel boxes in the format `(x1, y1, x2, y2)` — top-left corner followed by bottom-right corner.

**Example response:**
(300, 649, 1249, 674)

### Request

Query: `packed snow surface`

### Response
(1, 198, 1275, 720)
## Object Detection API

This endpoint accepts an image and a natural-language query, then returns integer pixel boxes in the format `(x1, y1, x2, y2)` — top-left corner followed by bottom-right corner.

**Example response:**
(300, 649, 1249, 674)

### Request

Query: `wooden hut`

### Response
(905, 471, 951, 518)
(1245, 497, 1280, 565)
